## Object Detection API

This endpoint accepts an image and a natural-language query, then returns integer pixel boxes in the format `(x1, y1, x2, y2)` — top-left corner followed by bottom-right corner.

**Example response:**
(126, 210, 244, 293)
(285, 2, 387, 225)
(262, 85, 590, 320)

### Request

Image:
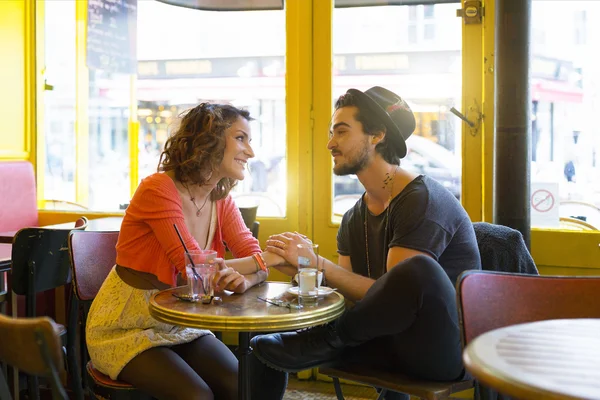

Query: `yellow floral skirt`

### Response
(86, 267, 211, 380)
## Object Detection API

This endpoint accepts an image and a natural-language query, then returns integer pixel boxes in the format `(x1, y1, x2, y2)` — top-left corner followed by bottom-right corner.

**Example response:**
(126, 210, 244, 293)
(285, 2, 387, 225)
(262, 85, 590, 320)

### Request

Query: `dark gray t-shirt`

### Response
(337, 175, 481, 285)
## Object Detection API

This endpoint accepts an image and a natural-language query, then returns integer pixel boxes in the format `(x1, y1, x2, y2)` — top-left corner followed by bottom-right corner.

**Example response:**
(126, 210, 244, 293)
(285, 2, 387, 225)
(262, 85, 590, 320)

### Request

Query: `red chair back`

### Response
(457, 270, 600, 346)
(68, 231, 118, 301)
(0, 161, 38, 231)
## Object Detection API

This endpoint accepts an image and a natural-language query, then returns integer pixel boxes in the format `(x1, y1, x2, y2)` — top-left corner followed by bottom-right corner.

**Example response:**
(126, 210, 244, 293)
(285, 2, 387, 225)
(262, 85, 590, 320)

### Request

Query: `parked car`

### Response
(334, 135, 461, 215)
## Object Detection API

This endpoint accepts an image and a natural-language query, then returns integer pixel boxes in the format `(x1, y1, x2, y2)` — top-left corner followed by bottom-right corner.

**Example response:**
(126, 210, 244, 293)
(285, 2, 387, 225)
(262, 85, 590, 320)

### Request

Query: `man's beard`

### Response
(333, 143, 370, 176)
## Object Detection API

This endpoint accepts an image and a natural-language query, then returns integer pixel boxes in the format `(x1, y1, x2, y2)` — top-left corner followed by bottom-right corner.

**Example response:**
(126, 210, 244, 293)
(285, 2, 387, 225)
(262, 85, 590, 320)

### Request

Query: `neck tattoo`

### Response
(185, 184, 210, 217)
(364, 166, 398, 278)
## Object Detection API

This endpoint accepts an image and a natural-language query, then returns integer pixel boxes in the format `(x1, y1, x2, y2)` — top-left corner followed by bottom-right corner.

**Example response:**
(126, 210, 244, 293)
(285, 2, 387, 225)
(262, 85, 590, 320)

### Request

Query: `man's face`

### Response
(327, 106, 372, 176)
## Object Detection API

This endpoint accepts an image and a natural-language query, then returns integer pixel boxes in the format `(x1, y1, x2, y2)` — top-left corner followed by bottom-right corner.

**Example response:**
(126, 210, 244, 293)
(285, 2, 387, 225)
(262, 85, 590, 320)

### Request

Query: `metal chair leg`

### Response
(332, 377, 345, 400)
(66, 297, 84, 400)
(0, 369, 12, 400)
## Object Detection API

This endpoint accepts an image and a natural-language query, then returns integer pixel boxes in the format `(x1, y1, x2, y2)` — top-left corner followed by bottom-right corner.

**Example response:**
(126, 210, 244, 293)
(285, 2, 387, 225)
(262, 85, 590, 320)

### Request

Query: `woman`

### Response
(86, 103, 286, 400)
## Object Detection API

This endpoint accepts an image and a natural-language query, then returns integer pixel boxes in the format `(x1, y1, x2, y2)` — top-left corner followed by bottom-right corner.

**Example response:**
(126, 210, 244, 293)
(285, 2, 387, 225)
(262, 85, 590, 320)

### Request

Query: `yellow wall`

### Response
(0, 0, 29, 160)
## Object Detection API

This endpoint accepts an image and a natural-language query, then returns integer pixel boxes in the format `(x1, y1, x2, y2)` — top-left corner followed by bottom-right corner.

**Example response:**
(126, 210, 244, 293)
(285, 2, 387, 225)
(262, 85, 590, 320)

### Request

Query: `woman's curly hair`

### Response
(158, 103, 253, 200)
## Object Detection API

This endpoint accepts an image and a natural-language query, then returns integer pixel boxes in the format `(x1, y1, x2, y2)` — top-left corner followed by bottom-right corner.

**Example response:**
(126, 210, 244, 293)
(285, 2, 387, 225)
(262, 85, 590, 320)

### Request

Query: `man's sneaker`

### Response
(250, 324, 345, 372)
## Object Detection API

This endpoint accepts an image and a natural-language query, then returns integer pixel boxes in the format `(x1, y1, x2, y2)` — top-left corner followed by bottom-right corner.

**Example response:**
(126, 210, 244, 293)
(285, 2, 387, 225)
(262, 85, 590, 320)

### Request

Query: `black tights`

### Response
(338, 255, 464, 382)
(119, 334, 237, 400)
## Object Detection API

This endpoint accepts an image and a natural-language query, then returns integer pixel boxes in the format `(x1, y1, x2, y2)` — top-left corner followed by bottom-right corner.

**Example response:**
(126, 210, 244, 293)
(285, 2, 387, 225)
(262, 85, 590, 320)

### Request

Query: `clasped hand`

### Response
(211, 258, 251, 294)
(265, 232, 314, 277)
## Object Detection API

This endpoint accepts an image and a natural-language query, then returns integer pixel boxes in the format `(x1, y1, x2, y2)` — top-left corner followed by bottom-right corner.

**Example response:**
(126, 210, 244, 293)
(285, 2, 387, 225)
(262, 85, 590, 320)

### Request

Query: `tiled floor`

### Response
(284, 375, 378, 400)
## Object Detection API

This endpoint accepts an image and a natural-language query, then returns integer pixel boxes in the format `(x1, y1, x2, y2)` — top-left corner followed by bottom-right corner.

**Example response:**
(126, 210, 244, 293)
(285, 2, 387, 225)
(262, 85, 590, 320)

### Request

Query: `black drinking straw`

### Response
(173, 224, 203, 284)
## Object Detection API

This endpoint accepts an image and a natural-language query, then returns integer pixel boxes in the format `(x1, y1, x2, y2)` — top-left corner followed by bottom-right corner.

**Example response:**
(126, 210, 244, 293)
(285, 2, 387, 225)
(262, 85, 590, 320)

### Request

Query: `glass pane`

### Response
(530, 1, 600, 230)
(332, 4, 462, 217)
(136, 1, 286, 217)
(88, 70, 131, 210)
(41, 1, 77, 206)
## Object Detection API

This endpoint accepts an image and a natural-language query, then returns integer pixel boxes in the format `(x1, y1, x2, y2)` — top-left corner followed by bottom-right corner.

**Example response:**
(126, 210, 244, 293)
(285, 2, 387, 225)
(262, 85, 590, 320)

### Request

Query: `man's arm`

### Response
(322, 248, 432, 303)
(386, 247, 432, 271)
(319, 255, 375, 303)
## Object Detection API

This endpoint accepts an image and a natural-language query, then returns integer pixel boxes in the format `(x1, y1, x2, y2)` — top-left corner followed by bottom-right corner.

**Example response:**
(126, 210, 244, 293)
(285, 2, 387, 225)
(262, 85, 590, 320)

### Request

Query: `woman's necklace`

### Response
(184, 184, 210, 217)
(364, 166, 398, 278)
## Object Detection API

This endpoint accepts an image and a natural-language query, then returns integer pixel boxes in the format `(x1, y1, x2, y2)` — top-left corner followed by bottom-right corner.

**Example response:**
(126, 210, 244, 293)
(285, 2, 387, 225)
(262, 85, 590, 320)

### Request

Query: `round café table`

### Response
(464, 318, 600, 400)
(149, 281, 345, 400)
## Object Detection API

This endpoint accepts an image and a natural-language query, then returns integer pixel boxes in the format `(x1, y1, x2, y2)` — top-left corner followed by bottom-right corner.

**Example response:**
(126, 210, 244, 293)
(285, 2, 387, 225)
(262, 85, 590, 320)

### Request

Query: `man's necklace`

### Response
(185, 184, 210, 217)
(364, 166, 398, 278)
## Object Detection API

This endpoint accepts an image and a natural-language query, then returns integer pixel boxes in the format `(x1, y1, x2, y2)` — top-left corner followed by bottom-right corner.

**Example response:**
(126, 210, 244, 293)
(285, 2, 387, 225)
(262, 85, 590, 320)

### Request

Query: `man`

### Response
(251, 87, 481, 389)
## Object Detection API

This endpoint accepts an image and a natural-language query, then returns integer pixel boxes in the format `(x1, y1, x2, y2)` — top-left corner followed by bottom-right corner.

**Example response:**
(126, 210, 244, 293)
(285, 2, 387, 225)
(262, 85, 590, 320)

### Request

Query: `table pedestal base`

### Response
(238, 332, 251, 400)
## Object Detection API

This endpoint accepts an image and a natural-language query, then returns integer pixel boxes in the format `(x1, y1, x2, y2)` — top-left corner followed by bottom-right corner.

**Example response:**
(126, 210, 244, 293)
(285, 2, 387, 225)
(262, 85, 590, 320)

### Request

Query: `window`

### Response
(574, 10, 587, 45)
(88, 70, 131, 210)
(530, 1, 600, 229)
(136, 1, 286, 217)
(424, 4, 435, 18)
(424, 23, 435, 40)
(41, 1, 77, 204)
(332, 3, 462, 217)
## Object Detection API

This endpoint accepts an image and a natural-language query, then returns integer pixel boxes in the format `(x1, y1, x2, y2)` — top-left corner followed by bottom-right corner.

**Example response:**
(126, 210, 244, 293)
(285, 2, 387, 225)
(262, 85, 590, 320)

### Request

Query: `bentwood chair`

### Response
(11, 223, 87, 400)
(456, 270, 600, 400)
(68, 230, 151, 399)
(239, 205, 260, 238)
(0, 314, 67, 400)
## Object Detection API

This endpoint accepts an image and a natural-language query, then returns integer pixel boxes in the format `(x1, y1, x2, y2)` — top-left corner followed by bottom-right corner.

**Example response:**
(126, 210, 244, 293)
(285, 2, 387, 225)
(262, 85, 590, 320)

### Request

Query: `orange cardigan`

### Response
(116, 173, 261, 286)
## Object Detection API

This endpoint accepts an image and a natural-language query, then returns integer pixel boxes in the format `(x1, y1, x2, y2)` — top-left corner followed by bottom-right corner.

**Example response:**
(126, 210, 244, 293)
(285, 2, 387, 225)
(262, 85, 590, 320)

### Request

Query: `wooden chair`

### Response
(559, 216, 599, 231)
(0, 314, 67, 400)
(68, 230, 151, 399)
(456, 270, 600, 399)
(74, 216, 89, 229)
(44, 200, 90, 212)
(239, 205, 260, 238)
(11, 226, 86, 400)
(559, 199, 600, 228)
(0, 161, 38, 232)
(319, 364, 472, 400)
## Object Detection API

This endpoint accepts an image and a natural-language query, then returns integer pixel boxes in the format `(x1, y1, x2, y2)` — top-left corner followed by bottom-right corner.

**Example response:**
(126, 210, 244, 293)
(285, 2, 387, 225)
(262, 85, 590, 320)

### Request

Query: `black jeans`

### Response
(338, 255, 464, 395)
(242, 334, 288, 400)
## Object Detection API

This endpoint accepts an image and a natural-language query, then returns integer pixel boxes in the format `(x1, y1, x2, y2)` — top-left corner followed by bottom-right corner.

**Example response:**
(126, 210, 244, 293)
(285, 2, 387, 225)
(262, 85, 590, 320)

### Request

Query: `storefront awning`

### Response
(531, 78, 584, 103)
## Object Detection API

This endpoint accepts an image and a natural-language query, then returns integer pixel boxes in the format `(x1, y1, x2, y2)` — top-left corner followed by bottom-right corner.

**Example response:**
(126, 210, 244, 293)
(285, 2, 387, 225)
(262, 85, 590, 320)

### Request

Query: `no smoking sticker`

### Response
(530, 182, 559, 227)
(531, 189, 555, 213)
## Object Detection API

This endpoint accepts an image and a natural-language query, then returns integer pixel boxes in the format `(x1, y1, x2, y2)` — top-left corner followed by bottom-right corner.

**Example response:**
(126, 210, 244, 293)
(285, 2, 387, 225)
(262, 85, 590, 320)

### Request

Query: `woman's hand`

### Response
(265, 232, 314, 268)
(213, 259, 251, 294)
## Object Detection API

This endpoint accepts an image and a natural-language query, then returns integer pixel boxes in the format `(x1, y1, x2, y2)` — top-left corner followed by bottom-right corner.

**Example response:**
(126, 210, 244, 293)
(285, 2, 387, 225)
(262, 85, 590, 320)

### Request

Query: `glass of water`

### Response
(185, 250, 217, 303)
(297, 243, 319, 307)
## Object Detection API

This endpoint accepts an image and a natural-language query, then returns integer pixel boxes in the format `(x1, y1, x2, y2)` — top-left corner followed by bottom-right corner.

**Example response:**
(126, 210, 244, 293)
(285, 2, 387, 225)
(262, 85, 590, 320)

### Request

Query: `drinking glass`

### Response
(185, 250, 217, 303)
(297, 243, 319, 307)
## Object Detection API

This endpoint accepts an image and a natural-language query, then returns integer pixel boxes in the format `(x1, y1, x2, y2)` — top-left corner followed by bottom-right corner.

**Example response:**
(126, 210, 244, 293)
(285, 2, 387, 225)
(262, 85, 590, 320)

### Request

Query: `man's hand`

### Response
(265, 231, 314, 268)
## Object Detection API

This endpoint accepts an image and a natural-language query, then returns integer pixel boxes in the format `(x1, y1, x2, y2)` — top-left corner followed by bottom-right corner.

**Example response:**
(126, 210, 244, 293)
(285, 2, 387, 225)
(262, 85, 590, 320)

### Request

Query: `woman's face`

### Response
(219, 116, 255, 181)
